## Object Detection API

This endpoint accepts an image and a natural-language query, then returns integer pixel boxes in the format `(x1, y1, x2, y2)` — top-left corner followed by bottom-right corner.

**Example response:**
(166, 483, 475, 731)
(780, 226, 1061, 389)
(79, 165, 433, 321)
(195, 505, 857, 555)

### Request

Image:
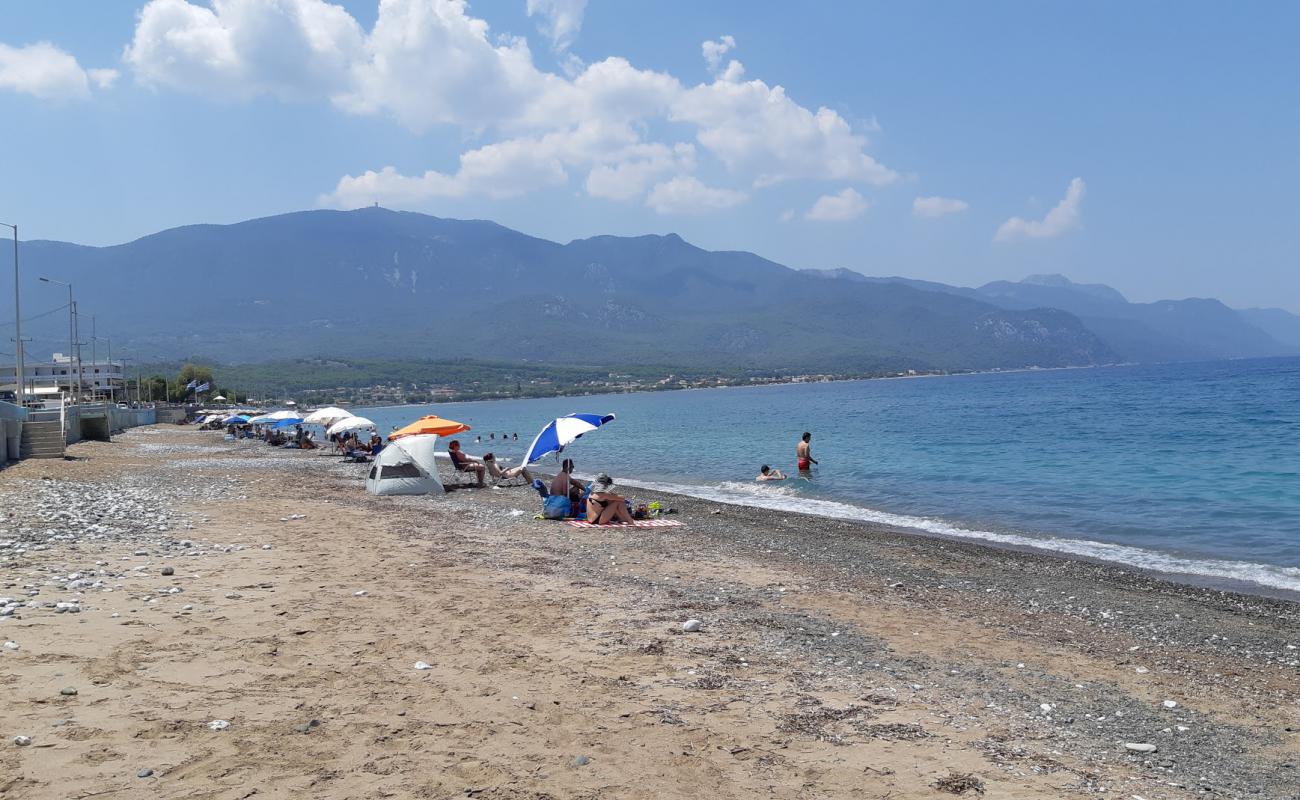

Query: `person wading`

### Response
(796, 431, 818, 477)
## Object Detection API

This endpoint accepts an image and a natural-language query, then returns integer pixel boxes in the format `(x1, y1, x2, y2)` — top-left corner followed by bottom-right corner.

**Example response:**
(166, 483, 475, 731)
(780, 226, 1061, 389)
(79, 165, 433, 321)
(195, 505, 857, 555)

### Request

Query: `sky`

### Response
(0, 0, 1297, 311)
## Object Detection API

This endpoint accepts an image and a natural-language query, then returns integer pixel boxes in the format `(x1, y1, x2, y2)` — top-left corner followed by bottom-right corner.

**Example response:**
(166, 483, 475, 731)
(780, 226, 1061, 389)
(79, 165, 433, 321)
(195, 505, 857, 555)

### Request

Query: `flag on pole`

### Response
(185, 379, 198, 390)
(194, 382, 210, 393)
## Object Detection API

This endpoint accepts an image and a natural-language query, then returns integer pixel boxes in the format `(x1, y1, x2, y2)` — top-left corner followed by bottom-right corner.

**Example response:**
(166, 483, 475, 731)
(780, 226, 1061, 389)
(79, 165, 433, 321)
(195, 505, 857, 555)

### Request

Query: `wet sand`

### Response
(1, 426, 1298, 799)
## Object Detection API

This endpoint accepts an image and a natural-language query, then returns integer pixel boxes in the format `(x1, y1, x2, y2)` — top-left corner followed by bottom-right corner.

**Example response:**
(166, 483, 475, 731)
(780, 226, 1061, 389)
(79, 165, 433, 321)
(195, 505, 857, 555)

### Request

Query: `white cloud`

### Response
(585, 143, 695, 201)
(995, 178, 1085, 242)
(127, 0, 896, 209)
(124, 0, 365, 102)
(526, 0, 587, 53)
(701, 35, 734, 73)
(87, 68, 120, 89)
(646, 176, 746, 214)
(779, 209, 795, 222)
(804, 188, 868, 222)
(0, 41, 116, 100)
(913, 195, 968, 218)
(672, 77, 898, 188)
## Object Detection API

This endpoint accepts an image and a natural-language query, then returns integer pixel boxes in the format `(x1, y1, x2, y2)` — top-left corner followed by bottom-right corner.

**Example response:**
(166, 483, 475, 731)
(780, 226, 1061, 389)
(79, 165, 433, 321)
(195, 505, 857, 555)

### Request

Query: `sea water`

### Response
(364, 357, 1300, 593)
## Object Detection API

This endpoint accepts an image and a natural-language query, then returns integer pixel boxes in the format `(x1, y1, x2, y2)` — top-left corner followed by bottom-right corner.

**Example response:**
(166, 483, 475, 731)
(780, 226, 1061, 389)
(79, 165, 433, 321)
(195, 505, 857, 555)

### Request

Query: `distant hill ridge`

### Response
(4, 207, 1294, 370)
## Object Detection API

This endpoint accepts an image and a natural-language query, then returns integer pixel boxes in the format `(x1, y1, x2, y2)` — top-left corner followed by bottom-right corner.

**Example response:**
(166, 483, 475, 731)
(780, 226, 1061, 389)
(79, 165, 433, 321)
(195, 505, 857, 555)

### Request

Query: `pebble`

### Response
(1163, 700, 1178, 709)
(573, 755, 591, 766)
(60, 687, 78, 696)
(161, 567, 174, 576)
(262, 544, 272, 550)
(13, 735, 32, 746)
(137, 768, 154, 778)
(208, 719, 230, 731)
(414, 661, 432, 670)
(682, 619, 703, 633)
(1125, 742, 1158, 753)
(3, 641, 18, 651)
(353, 590, 368, 597)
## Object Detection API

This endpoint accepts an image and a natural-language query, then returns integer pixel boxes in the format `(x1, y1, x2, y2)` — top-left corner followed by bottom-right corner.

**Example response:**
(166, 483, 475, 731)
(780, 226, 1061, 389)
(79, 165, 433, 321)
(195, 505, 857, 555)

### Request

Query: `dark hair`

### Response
(562, 458, 574, 472)
(448, 439, 460, 449)
(760, 464, 770, 473)
(483, 452, 495, 461)
(801, 432, 812, 442)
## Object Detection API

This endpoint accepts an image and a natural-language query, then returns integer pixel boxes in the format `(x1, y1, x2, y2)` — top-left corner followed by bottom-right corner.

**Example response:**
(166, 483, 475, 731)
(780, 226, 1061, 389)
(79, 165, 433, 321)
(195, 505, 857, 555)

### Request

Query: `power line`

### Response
(0, 302, 73, 329)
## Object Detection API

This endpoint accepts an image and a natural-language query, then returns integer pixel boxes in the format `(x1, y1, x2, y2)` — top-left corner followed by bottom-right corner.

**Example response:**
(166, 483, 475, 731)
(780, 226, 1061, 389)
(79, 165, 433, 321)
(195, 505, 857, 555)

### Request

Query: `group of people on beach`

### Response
(448, 441, 638, 525)
(756, 431, 818, 482)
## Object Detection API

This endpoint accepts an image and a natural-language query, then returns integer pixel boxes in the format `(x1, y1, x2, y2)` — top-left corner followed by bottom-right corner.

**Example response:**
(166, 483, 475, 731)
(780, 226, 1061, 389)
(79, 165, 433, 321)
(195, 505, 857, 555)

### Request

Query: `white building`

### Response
(0, 354, 125, 399)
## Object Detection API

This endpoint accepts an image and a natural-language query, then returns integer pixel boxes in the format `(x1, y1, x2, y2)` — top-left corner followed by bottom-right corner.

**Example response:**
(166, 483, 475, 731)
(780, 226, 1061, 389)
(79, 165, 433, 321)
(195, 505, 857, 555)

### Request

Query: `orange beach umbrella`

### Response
(388, 415, 471, 441)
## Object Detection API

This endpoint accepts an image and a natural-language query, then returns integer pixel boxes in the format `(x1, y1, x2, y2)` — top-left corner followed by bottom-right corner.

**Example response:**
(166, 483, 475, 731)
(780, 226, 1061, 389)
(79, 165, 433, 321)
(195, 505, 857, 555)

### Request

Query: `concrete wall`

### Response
(0, 400, 25, 462)
(155, 407, 187, 425)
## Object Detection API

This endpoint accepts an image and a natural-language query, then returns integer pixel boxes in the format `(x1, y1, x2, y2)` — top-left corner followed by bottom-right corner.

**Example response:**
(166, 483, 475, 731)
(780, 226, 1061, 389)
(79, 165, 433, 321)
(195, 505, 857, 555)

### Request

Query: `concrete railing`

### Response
(0, 400, 27, 462)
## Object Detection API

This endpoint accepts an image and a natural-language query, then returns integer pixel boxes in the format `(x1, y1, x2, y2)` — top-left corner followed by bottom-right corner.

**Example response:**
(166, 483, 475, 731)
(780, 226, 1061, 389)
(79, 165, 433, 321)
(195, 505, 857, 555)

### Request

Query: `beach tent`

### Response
(327, 416, 376, 436)
(365, 434, 444, 496)
(304, 406, 352, 426)
(388, 415, 470, 441)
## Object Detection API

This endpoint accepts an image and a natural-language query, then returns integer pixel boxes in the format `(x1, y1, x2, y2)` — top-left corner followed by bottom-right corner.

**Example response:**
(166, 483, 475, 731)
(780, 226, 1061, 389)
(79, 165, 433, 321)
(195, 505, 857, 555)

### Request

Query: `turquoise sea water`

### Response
(361, 357, 1300, 593)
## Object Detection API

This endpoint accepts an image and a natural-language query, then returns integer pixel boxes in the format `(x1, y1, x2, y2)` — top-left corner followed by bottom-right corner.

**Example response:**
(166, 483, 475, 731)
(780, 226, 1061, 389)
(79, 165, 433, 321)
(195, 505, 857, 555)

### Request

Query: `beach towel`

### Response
(563, 519, 684, 529)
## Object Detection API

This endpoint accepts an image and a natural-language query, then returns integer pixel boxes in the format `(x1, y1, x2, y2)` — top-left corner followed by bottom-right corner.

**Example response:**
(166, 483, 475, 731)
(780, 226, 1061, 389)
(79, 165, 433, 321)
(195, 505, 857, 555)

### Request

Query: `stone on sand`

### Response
(682, 619, 703, 633)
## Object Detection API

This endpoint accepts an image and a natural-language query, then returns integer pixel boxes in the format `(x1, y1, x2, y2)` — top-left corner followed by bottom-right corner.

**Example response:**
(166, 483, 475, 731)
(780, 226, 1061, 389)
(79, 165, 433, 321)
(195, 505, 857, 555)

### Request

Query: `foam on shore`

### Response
(616, 477, 1300, 594)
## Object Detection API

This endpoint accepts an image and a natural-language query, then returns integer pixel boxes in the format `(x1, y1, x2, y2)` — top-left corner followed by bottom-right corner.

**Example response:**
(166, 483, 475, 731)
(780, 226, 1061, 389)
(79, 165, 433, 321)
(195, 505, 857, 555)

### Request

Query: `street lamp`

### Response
(38, 276, 82, 403)
(0, 223, 21, 403)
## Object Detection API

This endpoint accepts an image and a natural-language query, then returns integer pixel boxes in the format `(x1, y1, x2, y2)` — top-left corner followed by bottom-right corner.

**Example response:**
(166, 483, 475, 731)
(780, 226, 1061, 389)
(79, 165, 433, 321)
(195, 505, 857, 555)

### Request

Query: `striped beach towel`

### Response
(564, 519, 684, 529)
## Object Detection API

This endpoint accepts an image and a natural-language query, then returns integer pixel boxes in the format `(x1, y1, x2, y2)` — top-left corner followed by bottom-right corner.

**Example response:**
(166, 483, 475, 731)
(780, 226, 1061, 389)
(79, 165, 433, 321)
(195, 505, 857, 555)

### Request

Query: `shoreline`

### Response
(3, 427, 1298, 798)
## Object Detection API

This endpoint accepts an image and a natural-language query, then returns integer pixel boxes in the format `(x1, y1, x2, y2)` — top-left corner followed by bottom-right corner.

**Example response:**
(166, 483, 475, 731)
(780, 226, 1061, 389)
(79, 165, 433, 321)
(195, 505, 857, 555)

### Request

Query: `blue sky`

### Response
(1, 1, 1297, 311)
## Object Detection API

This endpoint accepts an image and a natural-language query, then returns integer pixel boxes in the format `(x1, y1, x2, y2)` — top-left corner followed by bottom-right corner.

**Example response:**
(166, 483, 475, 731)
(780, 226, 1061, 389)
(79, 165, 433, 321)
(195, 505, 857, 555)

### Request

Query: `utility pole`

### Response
(39, 277, 75, 402)
(90, 315, 96, 398)
(1, 223, 22, 405)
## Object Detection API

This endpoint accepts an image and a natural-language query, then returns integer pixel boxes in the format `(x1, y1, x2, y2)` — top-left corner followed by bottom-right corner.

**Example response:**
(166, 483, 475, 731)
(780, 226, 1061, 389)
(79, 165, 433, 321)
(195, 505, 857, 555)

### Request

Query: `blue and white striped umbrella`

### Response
(522, 413, 616, 465)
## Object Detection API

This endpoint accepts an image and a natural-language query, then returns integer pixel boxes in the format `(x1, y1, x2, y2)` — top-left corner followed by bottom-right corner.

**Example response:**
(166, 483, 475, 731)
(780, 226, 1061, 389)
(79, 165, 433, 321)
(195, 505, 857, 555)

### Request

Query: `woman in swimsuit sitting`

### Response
(586, 474, 635, 525)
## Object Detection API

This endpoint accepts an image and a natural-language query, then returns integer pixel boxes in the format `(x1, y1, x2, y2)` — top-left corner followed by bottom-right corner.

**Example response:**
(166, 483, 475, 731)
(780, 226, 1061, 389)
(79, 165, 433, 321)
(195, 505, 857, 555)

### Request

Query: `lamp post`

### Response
(0, 223, 21, 404)
(38, 276, 78, 402)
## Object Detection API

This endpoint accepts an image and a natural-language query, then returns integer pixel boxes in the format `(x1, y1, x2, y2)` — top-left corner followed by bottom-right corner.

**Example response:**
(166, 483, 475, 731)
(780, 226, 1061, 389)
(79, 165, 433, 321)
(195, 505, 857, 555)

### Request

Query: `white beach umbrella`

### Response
(304, 406, 353, 426)
(327, 416, 376, 436)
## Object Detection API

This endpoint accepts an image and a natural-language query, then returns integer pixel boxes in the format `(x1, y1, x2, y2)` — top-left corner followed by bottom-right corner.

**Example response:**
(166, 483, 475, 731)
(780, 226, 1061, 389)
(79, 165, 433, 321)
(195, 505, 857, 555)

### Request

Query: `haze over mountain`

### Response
(4, 208, 1294, 374)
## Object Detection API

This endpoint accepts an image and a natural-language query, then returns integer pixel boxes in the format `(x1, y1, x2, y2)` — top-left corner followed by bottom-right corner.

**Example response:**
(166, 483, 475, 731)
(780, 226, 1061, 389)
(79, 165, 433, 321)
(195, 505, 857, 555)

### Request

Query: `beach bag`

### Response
(542, 494, 571, 520)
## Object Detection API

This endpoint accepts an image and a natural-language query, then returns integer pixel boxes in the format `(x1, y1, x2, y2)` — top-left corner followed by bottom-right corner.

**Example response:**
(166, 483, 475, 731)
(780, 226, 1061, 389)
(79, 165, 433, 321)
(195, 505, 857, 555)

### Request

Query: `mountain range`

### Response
(4, 208, 1296, 375)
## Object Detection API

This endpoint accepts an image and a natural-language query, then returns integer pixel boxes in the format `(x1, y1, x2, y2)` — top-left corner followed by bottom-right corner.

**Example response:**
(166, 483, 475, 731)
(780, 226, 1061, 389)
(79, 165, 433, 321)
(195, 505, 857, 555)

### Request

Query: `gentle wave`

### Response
(617, 477, 1300, 594)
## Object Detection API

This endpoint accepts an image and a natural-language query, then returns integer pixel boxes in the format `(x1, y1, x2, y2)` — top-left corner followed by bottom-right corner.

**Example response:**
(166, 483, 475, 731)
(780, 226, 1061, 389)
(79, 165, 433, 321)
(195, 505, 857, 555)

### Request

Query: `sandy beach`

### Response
(2, 426, 1298, 799)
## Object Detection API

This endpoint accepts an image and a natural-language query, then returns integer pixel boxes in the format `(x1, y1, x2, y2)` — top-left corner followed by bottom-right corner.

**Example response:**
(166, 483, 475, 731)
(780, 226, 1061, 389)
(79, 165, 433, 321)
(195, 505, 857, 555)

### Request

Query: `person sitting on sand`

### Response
(482, 452, 532, 483)
(586, 474, 635, 525)
(757, 465, 787, 481)
(550, 458, 584, 500)
(447, 439, 486, 487)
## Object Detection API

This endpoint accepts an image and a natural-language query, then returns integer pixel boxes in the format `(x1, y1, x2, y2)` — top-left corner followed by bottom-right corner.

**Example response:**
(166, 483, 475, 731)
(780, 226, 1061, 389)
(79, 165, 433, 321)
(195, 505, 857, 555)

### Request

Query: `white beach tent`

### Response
(365, 434, 444, 496)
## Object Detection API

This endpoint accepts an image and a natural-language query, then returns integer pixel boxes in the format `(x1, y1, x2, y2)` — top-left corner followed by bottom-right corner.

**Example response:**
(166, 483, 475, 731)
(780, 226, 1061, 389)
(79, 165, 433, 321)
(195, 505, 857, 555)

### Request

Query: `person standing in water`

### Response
(796, 431, 817, 476)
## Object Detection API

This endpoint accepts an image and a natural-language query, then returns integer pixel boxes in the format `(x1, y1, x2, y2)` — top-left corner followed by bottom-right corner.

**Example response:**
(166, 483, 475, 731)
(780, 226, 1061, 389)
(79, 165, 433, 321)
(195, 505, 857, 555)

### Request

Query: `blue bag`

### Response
(542, 494, 571, 520)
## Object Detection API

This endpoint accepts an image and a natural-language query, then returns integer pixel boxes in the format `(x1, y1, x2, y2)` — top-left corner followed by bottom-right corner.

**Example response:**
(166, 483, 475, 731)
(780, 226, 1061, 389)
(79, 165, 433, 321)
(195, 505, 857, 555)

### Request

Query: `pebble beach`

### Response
(2, 426, 1299, 799)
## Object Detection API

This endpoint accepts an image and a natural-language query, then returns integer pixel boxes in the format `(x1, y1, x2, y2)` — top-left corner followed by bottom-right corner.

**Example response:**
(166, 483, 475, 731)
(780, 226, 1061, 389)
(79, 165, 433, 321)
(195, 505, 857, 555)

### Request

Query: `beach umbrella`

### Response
(304, 406, 353, 426)
(271, 417, 305, 429)
(388, 415, 470, 441)
(212, 395, 227, 402)
(266, 410, 299, 421)
(327, 416, 376, 436)
(246, 414, 275, 425)
(522, 413, 616, 465)
(222, 414, 249, 425)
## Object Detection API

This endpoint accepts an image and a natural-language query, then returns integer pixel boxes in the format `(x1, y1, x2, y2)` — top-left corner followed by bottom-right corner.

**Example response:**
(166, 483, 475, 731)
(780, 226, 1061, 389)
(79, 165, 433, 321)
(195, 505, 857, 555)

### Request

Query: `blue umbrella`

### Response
(222, 414, 250, 425)
(271, 417, 305, 429)
(522, 413, 616, 465)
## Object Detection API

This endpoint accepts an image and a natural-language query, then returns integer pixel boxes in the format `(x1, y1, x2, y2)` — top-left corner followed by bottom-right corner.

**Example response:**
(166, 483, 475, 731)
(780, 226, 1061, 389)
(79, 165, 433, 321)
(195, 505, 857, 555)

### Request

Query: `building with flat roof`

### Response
(0, 354, 125, 400)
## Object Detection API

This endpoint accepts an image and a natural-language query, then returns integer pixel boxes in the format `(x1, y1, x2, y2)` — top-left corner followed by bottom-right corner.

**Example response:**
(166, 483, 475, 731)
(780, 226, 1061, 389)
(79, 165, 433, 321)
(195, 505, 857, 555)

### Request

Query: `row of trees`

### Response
(128, 363, 247, 405)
